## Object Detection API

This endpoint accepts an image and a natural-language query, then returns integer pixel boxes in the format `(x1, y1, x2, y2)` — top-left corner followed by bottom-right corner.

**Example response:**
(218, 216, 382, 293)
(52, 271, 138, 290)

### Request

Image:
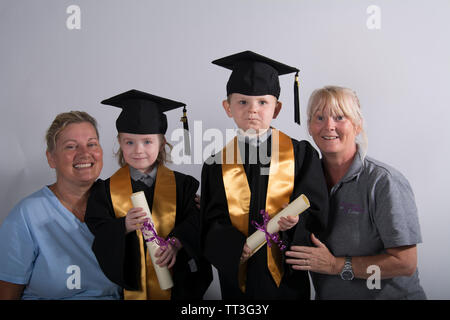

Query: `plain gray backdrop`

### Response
(1, 0, 449, 299)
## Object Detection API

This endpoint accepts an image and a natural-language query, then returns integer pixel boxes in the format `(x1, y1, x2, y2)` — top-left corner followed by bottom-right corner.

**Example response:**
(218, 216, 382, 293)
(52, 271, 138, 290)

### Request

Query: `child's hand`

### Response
(194, 194, 201, 210)
(125, 207, 148, 234)
(155, 238, 182, 268)
(240, 243, 252, 264)
(277, 203, 299, 231)
(278, 215, 299, 231)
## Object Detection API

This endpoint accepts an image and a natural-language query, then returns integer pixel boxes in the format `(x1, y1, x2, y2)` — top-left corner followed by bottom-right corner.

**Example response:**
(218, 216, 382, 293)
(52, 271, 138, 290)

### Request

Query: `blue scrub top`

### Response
(0, 187, 121, 299)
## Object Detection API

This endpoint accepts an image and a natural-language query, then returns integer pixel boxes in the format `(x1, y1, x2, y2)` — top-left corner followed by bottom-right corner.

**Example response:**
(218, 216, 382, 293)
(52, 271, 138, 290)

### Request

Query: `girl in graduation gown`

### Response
(85, 89, 212, 300)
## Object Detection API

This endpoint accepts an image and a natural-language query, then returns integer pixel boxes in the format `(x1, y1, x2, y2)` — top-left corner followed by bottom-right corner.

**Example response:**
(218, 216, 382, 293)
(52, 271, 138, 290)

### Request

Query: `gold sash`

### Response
(221, 129, 294, 291)
(110, 164, 177, 300)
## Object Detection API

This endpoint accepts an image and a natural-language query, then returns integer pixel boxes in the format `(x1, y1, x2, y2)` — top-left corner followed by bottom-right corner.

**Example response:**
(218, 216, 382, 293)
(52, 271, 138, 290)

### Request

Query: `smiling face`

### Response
(118, 133, 162, 173)
(222, 93, 282, 133)
(46, 122, 103, 188)
(309, 105, 361, 159)
(307, 86, 365, 162)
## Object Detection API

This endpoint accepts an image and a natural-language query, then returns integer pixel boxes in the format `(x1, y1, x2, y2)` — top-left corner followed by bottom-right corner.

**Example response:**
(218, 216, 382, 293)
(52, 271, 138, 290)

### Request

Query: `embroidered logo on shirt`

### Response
(340, 202, 364, 215)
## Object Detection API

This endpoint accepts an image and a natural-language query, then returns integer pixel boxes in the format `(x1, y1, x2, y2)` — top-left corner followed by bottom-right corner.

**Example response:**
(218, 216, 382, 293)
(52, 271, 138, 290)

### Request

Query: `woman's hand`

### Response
(285, 233, 338, 275)
(125, 207, 148, 234)
(155, 238, 182, 268)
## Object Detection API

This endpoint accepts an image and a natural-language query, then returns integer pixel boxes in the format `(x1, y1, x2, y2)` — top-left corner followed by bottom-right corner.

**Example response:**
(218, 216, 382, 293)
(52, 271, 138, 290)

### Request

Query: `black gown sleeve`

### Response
(170, 172, 213, 300)
(170, 173, 202, 258)
(290, 139, 329, 246)
(85, 179, 141, 290)
(201, 160, 245, 290)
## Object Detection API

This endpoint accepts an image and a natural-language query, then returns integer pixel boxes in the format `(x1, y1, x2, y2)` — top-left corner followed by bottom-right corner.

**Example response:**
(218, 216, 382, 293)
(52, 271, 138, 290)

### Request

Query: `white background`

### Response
(1, 0, 449, 299)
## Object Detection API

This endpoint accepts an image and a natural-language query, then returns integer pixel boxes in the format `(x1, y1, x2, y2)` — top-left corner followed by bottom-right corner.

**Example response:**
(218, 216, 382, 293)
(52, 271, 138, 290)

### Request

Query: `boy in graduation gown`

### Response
(201, 51, 329, 299)
(85, 89, 212, 300)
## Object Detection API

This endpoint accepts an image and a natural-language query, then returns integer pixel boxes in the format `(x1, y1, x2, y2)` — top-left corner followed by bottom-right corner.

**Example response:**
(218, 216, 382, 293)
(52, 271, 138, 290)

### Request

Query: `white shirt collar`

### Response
(236, 128, 272, 147)
(129, 165, 158, 187)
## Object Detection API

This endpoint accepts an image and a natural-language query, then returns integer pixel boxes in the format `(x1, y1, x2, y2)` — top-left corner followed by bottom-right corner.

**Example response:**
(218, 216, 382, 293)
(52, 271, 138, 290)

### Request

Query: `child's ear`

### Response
(222, 99, 233, 118)
(272, 101, 283, 119)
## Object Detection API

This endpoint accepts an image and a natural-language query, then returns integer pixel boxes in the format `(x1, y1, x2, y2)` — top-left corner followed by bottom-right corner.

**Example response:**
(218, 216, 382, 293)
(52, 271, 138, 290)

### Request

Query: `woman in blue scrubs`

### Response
(0, 111, 121, 299)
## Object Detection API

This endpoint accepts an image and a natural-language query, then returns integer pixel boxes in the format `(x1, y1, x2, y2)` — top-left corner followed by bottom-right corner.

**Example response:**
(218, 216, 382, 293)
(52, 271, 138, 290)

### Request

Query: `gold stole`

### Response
(221, 129, 295, 292)
(109, 164, 177, 300)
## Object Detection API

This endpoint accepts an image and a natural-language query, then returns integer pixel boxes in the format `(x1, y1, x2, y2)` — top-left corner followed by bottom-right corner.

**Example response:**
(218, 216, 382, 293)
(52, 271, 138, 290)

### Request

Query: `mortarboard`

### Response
(101, 89, 191, 154)
(212, 50, 302, 125)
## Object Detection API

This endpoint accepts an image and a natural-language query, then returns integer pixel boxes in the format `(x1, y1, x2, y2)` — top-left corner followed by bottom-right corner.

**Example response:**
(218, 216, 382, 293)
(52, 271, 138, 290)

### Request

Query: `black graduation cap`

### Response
(212, 50, 302, 125)
(101, 89, 191, 154)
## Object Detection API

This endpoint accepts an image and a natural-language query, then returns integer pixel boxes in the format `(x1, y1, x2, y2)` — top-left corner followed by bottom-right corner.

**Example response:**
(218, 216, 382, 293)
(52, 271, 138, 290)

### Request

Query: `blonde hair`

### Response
(46, 111, 99, 152)
(307, 86, 368, 157)
(115, 133, 172, 168)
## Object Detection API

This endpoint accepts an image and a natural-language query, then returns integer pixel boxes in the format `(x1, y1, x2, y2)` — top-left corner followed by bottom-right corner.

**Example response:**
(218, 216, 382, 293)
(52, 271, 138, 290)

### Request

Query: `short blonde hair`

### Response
(307, 86, 368, 157)
(115, 133, 172, 168)
(46, 111, 99, 152)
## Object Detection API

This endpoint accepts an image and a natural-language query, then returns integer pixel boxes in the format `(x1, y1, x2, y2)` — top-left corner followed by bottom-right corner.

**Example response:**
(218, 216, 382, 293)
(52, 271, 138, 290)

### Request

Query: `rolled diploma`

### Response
(246, 194, 310, 256)
(130, 191, 174, 290)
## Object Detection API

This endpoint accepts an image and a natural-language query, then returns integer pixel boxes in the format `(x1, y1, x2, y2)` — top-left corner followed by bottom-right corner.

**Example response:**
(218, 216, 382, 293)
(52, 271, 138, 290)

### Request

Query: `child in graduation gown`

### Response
(201, 51, 329, 300)
(85, 89, 212, 300)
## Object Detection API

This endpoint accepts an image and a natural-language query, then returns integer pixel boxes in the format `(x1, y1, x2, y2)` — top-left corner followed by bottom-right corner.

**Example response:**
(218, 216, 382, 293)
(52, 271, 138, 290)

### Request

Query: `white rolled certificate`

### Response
(130, 191, 174, 290)
(246, 194, 310, 256)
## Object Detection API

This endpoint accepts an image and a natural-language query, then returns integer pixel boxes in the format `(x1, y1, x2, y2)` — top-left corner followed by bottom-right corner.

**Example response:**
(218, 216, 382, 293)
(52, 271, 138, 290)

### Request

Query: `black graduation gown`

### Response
(85, 169, 212, 300)
(201, 136, 329, 300)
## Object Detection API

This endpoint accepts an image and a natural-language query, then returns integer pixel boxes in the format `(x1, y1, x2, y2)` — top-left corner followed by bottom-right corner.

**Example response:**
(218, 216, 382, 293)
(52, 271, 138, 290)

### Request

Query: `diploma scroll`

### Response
(131, 191, 174, 290)
(246, 194, 310, 256)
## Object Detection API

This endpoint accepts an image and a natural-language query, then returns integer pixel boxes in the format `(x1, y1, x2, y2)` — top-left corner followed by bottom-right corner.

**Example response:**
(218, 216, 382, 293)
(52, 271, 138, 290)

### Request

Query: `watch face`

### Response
(341, 270, 354, 281)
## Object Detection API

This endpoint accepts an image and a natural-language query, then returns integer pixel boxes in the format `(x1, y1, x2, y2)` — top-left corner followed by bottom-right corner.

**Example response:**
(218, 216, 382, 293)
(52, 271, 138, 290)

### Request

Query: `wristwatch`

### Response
(340, 256, 354, 280)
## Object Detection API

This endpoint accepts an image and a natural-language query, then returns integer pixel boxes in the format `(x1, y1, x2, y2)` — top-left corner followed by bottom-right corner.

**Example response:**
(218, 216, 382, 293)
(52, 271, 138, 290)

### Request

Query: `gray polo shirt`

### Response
(311, 148, 426, 300)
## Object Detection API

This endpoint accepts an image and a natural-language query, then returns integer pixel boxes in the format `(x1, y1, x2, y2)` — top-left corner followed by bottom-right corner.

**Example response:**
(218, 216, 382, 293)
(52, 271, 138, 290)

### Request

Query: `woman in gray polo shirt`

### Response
(285, 86, 426, 299)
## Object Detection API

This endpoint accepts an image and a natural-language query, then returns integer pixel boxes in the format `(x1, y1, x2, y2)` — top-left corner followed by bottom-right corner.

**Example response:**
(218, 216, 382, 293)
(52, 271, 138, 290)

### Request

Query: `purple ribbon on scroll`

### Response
(251, 210, 286, 251)
(141, 221, 176, 250)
